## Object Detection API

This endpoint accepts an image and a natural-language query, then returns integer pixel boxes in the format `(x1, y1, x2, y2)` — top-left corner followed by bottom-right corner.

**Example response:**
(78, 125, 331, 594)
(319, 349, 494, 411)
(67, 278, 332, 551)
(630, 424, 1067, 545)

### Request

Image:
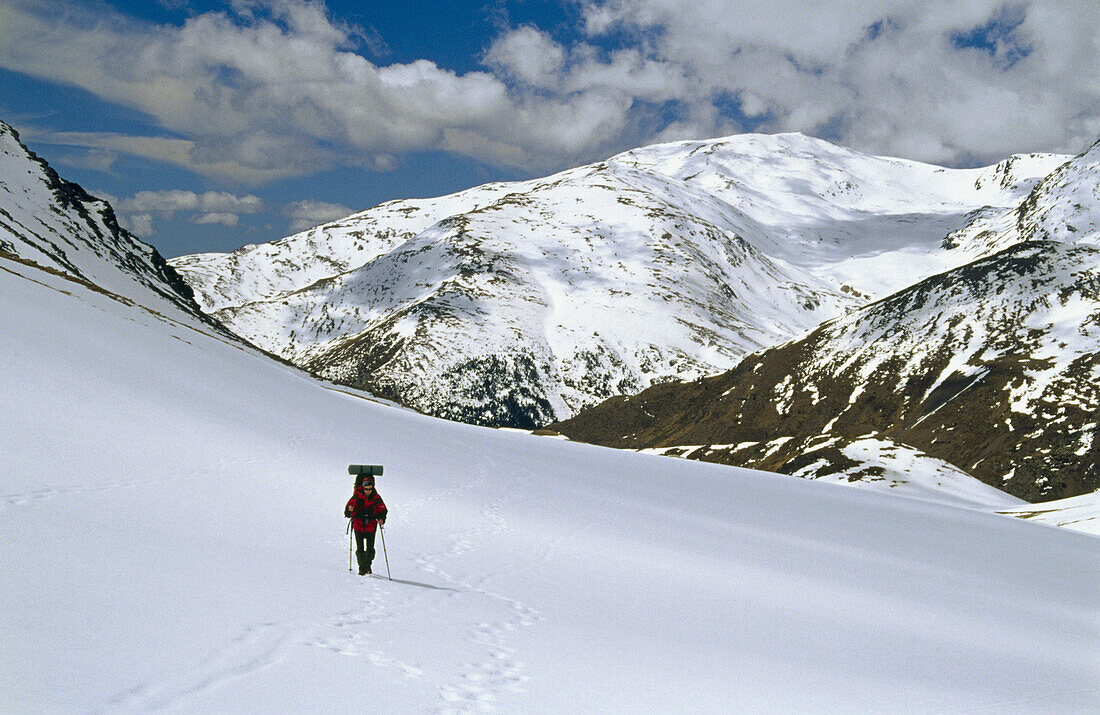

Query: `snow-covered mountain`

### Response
(4, 172, 1098, 711)
(0, 120, 207, 323)
(554, 138, 1100, 502)
(171, 133, 1067, 427)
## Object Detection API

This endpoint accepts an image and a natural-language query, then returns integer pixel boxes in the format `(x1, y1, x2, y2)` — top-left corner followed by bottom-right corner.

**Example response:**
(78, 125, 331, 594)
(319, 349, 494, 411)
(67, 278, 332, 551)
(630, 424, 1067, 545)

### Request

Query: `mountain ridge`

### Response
(0, 120, 214, 327)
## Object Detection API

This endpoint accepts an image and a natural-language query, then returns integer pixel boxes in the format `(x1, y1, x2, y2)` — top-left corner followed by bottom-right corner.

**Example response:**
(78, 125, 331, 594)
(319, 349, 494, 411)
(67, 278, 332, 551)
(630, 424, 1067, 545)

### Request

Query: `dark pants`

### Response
(354, 530, 376, 573)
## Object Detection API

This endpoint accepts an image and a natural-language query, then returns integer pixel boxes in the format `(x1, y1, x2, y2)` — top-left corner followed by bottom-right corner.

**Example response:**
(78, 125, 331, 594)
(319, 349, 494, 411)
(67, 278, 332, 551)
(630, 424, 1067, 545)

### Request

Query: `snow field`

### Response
(2, 256, 1098, 712)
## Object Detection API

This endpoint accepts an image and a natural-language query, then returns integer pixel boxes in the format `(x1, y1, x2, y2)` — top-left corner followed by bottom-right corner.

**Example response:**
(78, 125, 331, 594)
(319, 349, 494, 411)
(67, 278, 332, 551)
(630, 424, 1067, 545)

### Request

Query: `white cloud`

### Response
(575, 0, 1100, 163)
(0, 0, 654, 175)
(122, 212, 155, 237)
(19, 128, 310, 183)
(55, 147, 118, 173)
(282, 199, 355, 232)
(106, 189, 262, 234)
(484, 26, 565, 88)
(194, 212, 241, 226)
(116, 190, 264, 216)
(1, 0, 1098, 179)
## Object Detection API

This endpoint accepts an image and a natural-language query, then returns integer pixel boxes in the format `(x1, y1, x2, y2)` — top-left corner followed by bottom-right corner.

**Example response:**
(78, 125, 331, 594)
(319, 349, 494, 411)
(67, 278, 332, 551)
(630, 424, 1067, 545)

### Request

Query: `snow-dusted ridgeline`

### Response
(945, 138, 1100, 259)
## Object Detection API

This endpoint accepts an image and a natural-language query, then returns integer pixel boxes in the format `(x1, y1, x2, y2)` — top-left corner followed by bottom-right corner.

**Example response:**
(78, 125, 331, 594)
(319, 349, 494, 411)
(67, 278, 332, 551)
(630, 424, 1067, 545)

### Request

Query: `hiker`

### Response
(345, 474, 387, 575)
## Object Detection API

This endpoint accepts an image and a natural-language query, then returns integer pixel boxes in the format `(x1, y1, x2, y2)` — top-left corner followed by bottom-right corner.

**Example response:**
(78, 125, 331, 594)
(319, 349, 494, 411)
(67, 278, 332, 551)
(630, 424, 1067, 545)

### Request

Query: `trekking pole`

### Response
(347, 519, 353, 573)
(378, 524, 392, 580)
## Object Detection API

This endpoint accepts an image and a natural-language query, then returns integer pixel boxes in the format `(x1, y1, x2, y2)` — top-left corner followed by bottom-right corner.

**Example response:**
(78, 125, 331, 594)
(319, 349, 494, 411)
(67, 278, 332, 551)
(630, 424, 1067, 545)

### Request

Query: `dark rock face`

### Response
(553, 242, 1100, 503)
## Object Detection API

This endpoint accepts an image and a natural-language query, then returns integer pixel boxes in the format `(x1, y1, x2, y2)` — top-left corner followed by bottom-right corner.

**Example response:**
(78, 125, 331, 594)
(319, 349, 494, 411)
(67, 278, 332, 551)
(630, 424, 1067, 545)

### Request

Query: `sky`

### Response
(1, 0, 1098, 258)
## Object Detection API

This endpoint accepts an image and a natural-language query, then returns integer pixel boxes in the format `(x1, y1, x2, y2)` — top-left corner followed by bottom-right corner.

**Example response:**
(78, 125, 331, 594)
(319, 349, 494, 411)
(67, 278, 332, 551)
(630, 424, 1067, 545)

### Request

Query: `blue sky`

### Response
(1, 0, 1097, 257)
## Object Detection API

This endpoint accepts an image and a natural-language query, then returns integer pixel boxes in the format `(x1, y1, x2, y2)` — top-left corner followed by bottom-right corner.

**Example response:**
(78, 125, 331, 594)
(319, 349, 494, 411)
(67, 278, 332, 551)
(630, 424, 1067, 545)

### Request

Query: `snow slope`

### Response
(1000, 491, 1100, 536)
(641, 435, 1027, 510)
(615, 135, 1068, 293)
(4, 239, 1098, 712)
(171, 133, 1067, 426)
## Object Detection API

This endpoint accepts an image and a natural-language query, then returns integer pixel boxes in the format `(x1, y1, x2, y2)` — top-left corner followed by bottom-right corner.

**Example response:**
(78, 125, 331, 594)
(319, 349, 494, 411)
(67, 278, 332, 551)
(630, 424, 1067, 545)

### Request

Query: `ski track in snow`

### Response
(0, 462, 539, 712)
(425, 500, 542, 711)
(1, 449, 561, 713)
(109, 574, 428, 711)
(931, 685, 1100, 713)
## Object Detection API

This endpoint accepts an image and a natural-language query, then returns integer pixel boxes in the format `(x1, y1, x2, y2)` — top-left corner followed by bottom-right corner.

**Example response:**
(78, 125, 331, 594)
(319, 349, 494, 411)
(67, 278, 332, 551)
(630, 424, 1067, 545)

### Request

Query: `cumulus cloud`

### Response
(484, 26, 565, 88)
(107, 189, 262, 234)
(1, 0, 1097, 180)
(282, 199, 355, 232)
(117, 190, 264, 215)
(575, 0, 1100, 163)
(0, 0, 535, 174)
(194, 212, 241, 226)
(0, 0, 658, 175)
(122, 212, 155, 237)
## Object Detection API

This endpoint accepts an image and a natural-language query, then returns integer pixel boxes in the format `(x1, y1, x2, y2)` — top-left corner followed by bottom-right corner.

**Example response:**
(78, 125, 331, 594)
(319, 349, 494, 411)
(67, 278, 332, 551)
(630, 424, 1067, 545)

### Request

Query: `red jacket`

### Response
(345, 488, 387, 533)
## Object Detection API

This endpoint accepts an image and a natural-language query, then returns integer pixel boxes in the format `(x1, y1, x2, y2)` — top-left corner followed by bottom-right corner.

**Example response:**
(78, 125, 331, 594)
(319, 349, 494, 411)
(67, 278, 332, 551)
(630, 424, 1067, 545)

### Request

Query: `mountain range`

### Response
(5, 113, 1095, 505)
(3, 114, 1097, 710)
(170, 133, 1067, 428)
